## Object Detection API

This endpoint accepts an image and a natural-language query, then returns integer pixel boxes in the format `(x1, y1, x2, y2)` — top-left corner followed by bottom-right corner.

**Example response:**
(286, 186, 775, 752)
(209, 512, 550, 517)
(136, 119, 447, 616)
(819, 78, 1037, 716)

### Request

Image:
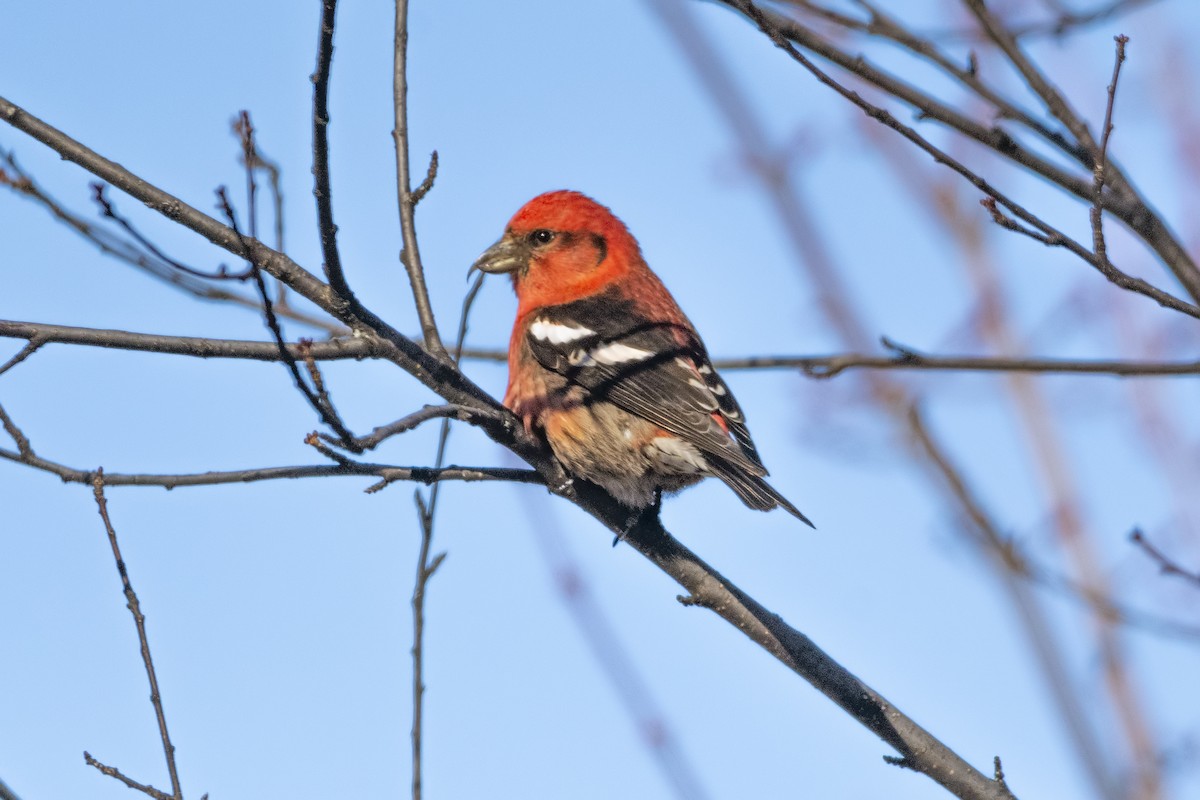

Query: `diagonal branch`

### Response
(714, 2, 1200, 320)
(961, 0, 1200, 303)
(718, 1, 1200, 304)
(83, 752, 172, 800)
(90, 469, 184, 800)
(1130, 530, 1200, 588)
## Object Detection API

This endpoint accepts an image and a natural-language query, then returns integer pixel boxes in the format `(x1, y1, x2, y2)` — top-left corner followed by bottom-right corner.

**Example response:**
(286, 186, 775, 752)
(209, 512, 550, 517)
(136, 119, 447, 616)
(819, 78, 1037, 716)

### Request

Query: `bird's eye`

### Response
(528, 229, 555, 246)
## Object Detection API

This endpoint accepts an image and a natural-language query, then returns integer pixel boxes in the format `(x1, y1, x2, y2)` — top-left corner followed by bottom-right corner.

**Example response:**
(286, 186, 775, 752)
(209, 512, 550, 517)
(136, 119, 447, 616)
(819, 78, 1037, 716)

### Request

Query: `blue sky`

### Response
(3, 1, 1199, 799)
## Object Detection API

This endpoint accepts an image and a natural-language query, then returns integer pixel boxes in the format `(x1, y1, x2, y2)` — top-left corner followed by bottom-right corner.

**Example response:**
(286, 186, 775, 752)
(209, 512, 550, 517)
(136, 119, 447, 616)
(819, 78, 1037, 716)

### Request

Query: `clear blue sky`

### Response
(2, 1, 1199, 799)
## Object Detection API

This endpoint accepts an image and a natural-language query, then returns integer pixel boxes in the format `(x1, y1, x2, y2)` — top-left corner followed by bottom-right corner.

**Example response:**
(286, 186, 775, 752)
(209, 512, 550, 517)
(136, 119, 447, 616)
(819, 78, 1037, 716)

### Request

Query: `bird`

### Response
(472, 190, 811, 527)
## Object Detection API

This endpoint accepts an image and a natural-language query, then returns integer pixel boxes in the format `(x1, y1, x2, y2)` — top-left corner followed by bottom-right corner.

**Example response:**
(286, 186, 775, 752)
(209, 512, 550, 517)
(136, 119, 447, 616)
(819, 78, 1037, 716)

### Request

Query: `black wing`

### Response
(524, 288, 765, 476)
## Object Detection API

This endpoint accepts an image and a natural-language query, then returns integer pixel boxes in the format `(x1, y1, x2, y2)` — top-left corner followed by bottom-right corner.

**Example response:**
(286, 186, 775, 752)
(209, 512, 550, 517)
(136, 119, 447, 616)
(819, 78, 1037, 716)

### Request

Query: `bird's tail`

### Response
(708, 460, 814, 528)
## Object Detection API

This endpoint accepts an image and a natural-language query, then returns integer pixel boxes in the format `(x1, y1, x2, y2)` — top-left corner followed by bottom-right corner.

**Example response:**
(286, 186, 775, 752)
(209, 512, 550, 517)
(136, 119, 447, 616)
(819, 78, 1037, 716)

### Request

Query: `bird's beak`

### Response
(470, 235, 528, 276)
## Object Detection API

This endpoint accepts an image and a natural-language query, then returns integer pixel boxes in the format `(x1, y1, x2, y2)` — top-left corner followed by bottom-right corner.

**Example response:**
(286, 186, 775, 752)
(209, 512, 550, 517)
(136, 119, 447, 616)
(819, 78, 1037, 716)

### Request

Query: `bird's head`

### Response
(472, 190, 642, 315)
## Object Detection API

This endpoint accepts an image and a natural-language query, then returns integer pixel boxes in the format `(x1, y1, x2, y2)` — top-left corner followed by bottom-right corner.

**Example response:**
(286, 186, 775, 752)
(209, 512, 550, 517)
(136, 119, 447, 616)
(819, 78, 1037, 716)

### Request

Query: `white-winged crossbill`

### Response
(474, 190, 811, 526)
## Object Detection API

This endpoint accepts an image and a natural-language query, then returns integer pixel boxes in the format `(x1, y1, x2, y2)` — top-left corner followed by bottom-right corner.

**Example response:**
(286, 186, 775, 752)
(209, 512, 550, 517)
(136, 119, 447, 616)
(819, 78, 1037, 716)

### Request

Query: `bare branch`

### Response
(714, 2, 1200, 320)
(393, 0, 446, 356)
(920, 0, 1162, 41)
(0, 319, 373, 362)
(312, 0, 353, 309)
(349, 404, 506, 452)
(410, 489, 441, 800)
(719, 1, 1200, 304)
(408, 271, 483, 800)
(83, 752, 173, 800)
(0, 776, 23, 800)
(219, 185, 363, 451)
(961, 0, 1200, 302)
(91, 470, 184, 800)
(410, 150, 438, 208)
(0, 400, 33, 457)
(0, 443, 540, 490)
(1131, 530, 1200, 588)
(907, 405, 1120, 797)
(1090, 36, 1130, 266)
(0, 338, 43, 377)
(783, 0, 1080, 157)
(620, 504, 1017, 800)
(1, 149, 340, 333)
(0, 96, 530, 451)
(92, 183, 250, 281)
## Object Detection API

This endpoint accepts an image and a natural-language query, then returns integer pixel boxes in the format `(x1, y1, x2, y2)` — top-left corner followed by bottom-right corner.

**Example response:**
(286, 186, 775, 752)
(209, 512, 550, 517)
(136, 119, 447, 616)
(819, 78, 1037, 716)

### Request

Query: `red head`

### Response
(472, 191, 647, 318)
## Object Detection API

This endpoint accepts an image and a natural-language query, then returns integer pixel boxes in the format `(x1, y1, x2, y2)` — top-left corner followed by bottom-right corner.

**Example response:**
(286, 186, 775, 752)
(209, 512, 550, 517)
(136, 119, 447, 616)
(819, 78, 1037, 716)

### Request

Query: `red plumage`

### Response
(474, 190, 811, 525)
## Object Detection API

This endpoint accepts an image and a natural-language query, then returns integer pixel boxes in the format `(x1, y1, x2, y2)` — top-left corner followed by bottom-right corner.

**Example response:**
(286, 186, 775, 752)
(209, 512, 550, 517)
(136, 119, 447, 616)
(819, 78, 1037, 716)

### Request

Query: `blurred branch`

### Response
(89, 469, 184, 800)
(393, 0, 446, 356)
(925, 0, 1162, 40)
(521, 493, 712, 800)
(908, 405, 1122, 799)
(1131, 530, 1200, 588)
(869, 114, 1162, 797)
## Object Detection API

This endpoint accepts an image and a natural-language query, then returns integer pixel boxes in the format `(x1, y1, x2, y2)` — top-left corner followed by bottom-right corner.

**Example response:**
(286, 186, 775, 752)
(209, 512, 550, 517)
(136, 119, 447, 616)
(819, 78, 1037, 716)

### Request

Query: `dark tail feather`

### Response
(709, 460, 815, 528)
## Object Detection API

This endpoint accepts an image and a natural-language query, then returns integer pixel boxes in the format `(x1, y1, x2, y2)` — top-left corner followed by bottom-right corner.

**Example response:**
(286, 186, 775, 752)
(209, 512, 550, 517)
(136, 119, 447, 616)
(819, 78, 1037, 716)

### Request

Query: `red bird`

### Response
(473, 191, 811, 526)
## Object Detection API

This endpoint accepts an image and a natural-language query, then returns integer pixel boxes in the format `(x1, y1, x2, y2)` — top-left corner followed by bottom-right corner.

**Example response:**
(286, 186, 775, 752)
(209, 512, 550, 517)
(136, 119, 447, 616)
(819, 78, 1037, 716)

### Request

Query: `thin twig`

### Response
(920, 0, 1161, 41)
(234, 111, 260, 241)
(83, 752, 173, 800)
(91, 183, 250, 281)
(91, 470, 183, 800)
(393, 0, 446, 356)
(1130, 530, 1200, 588)
(219, 185, 362, 452)
(0, 338, 44, 377)
(1090, 36, 1130, 266)
(0, 400, 33, 457)
(960, 0, 1200, 304)
(349, 403, 505, 452)
(409, 490, 442, 800)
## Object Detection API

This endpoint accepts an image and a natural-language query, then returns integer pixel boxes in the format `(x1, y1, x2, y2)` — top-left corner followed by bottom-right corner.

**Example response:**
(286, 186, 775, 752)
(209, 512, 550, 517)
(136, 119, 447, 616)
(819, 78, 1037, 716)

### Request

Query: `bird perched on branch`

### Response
(473, 190, 811, 527)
